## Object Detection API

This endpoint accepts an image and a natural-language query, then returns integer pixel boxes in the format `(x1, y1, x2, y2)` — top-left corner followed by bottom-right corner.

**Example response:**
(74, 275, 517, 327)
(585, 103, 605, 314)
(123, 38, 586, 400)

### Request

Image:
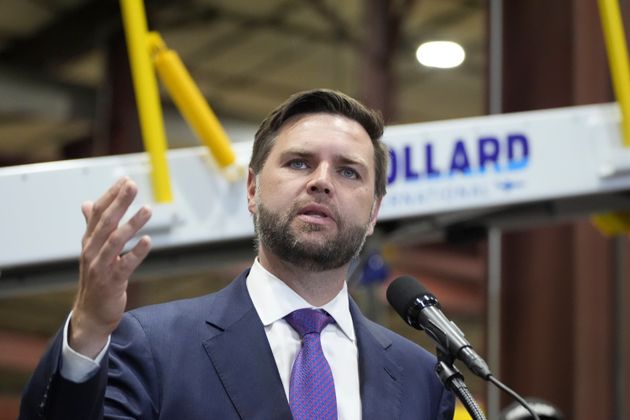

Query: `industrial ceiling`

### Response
(0, 0, 485, 164)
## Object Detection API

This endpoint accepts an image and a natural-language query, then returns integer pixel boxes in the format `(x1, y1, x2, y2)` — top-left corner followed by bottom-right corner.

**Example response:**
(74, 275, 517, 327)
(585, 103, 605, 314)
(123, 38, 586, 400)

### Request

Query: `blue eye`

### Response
(340, 167, 358, 179)
(289, 160, 308, 169)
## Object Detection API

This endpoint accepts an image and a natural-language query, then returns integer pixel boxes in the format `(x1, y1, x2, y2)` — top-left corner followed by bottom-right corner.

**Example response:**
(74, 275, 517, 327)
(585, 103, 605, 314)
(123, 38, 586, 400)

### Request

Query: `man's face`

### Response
(247, 113, 382, 271)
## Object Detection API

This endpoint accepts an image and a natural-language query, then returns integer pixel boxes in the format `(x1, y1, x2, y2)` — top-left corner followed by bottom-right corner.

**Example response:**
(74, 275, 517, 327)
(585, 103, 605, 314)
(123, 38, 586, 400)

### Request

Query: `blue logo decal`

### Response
(387, 133, 530, 184)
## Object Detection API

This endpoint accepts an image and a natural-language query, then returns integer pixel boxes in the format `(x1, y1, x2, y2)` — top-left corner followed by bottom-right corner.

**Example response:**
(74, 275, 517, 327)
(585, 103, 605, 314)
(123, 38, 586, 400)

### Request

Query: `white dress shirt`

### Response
(246, 259, 361, 420)
(60, 259, 361, 419)
(60, 311, 109, 382)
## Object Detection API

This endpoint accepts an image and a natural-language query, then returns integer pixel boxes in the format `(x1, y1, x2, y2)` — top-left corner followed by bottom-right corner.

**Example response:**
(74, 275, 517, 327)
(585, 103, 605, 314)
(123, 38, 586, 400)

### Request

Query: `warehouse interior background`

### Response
(0, 0, 628, 419)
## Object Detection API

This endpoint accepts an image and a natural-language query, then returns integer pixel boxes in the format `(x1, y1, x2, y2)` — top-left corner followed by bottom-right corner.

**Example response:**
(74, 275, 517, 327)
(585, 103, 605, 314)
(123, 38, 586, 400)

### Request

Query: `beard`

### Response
(254, 199, 372, 272)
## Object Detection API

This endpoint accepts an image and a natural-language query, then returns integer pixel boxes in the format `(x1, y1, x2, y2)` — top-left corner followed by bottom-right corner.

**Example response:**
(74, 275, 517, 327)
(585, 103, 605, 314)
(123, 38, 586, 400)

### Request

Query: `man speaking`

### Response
(20, 89, 454, 419)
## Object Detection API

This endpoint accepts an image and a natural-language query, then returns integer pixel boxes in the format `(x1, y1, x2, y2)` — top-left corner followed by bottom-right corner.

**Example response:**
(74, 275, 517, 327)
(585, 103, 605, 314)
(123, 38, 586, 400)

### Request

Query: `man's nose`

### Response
(306, 164, 333, 195)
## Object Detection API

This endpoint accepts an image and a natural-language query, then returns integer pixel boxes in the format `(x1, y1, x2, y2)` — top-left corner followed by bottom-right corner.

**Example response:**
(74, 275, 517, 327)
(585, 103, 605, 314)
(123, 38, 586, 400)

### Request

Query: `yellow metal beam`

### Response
(593, 1, 630, 235)
(119, 0, 173, 202)
(149, 32, 242, 180)
(598, 0, 630, 147)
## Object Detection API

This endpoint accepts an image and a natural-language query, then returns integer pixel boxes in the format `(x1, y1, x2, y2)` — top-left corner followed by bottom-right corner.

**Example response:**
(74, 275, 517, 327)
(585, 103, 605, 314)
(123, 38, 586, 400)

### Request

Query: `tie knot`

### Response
(285, 308, 335, 337)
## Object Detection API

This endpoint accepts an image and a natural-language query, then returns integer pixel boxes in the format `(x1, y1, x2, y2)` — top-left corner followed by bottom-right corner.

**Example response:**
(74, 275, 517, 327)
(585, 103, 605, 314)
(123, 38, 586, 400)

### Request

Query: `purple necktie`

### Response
(284, 309, 338, 420)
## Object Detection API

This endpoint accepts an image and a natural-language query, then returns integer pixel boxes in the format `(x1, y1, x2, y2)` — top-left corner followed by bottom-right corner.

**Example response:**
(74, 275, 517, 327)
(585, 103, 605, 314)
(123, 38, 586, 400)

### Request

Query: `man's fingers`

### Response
(98, 205, 152, 265)
(84, 180, 139, 257)
(84, 177, 129, 237)
(81, 201, 93, 223)
(80, 202, 94, 248)
(118, 235, 152, 277)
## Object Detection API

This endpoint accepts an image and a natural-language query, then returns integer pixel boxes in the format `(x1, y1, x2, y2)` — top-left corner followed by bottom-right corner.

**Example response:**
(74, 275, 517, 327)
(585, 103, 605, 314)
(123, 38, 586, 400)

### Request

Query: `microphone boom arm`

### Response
(435, 349, 487, 420)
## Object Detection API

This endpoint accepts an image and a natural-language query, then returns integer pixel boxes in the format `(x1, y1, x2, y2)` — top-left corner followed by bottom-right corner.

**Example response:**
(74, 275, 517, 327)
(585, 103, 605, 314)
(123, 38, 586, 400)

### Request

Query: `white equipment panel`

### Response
(2, 102, 630, 268)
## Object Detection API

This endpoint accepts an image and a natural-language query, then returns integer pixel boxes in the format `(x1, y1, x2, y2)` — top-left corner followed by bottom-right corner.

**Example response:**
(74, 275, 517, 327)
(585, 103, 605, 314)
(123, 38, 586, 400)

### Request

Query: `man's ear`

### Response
(247, 168, 257, 215)
(366, 197, 382, 236)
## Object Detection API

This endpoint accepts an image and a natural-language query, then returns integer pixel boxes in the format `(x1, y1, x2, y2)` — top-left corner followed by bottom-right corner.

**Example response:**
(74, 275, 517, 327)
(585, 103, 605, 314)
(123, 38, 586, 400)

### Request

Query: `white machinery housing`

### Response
(2, 102, 630, 289)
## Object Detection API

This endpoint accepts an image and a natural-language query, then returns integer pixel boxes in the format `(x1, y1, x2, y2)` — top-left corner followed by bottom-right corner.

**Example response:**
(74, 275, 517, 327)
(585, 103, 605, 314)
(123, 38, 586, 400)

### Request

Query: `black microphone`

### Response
(386, 275, 492, 379)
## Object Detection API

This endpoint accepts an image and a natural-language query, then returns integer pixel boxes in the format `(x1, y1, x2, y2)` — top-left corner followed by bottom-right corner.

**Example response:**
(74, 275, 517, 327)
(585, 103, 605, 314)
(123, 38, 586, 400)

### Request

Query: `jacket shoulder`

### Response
(361, 315, 438, 367)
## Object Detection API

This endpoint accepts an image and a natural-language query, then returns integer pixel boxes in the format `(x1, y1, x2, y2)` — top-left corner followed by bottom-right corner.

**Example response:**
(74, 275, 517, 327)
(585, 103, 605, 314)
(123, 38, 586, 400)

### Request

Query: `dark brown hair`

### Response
(250, 89, 387, 199)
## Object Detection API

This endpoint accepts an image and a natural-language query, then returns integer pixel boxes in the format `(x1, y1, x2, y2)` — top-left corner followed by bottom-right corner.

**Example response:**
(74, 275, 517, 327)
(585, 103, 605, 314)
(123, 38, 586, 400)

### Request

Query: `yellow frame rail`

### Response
(120, 0, 173, 202)
(149, 33, 239, 178)
(120, 0, 242, 199)
(593, 0, 630, 234)
(598, 0, 630, 146)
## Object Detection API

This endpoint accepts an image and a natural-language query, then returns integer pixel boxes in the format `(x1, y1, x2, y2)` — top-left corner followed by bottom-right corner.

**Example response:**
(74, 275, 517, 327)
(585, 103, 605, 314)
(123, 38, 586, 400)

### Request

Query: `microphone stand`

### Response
(435, 349, 486, 420)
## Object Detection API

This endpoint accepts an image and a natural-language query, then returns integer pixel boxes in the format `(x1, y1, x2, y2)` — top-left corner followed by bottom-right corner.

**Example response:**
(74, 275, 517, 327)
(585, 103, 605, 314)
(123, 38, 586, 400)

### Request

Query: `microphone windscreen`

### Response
(386, 276, 429, 320)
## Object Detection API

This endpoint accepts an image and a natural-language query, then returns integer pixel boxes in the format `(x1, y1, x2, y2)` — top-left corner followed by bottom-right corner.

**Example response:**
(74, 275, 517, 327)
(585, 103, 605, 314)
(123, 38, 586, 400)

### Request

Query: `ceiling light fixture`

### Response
(416, 41, 466, 69)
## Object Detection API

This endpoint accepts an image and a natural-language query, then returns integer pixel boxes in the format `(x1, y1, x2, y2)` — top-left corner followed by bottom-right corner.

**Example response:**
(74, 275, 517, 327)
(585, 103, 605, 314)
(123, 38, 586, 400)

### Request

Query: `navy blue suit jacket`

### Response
(20, 270, 454, 419)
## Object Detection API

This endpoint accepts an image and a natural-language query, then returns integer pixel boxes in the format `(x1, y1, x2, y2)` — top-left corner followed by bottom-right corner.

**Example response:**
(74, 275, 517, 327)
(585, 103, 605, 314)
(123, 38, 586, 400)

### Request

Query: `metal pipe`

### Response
(119, 0, 173, 202)
(487, 227, 502, 420)
(488, 0, 503, 115)
(598, 0, 630, 147)
(149, 33, 241, 180)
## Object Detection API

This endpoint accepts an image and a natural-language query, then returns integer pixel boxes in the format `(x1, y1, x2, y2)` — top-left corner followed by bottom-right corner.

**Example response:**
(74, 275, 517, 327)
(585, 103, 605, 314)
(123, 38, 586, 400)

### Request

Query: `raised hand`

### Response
(69, 177, 152, 358)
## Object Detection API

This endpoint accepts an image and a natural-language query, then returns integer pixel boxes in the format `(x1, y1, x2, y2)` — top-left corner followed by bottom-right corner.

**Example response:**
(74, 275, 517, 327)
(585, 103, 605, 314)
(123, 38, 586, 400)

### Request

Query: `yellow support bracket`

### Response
(593, 0, 630, 235)
(119, 1, 243, 202)
(148, 32, 243, 181)
(598, 0, 630, 146)
(119, 0, 172, 203)
(593, 212, 630, 236)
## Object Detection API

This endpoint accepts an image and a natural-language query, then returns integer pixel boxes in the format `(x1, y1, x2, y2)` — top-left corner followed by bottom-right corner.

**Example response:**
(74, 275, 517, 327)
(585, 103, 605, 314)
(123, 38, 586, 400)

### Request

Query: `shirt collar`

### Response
(246, 258, 356, 342)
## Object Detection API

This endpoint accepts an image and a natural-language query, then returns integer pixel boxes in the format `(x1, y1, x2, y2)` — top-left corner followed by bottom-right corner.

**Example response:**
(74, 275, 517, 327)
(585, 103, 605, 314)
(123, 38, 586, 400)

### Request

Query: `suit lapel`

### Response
(351, 299, 403, 420)
(200, 272, 403, 420)
(201, 271, 293, 420)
